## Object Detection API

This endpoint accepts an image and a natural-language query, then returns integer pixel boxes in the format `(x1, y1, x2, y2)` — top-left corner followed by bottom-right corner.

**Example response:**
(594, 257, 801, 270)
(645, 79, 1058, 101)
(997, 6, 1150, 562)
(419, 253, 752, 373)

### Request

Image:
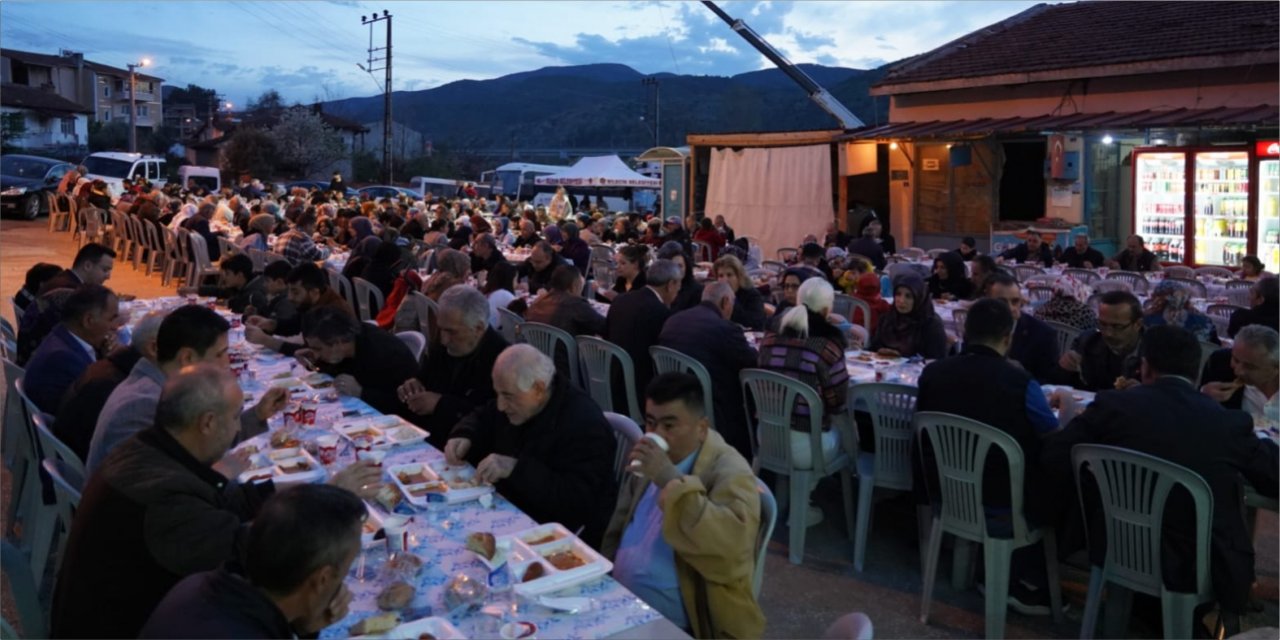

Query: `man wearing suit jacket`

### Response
(22, 284, 122, 414)
(1041, 326, 1279, 622)
(606, 259, 681, 409)
(987, 273, 1059, 383)
(658, 282, 759, 459)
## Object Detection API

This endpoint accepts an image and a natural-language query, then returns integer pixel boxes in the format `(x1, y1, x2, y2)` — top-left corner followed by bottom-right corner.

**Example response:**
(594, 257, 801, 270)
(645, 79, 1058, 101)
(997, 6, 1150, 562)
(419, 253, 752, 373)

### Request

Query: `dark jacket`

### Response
(1111, 248, 1158, 272)
(999, 241, 1055, 268)
(916, 344, 1052, 523)
(314, 323, 420, 418)
(1059, 246, 1106, 269)
(730, 284, 767, 331)
(24, 324, 97, 414)
(55, 346, 142, 462)
(139, 566, 294, 639)
(1008, 313, 1059, 383)
(1065, 329, 1141, 392)
(416, 327, 508, 448)
(560, 237, 591, 274)
(257, 291, 297, 328)
(525, 291, 606, 338)
(519, 256, 564, 294)
(1041, 377, 1278, 613)
(1200, 348, 1244, 410)
(659, 302, 760, 459)
(198, 275, 269, 314)
(1227, 302, 1279, 339)
(606, 287, 672, 407)
(847, 236, 886, 271)
(52, 427, 274, 638)
(183, 217, 221, 262)
(451, 374, 617, 547)
(471, 250, 507, 275)
(672, 281, 705, 312)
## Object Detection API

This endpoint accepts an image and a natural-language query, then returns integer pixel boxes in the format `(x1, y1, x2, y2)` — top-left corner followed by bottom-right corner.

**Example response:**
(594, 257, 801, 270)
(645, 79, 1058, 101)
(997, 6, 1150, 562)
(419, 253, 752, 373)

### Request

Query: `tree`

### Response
(248, 89, 285, 113)
(223, 127, 276, 179)
(166, 83, 218, 121)
(267, 107, 346, 178)
(89, 120, 129, 151)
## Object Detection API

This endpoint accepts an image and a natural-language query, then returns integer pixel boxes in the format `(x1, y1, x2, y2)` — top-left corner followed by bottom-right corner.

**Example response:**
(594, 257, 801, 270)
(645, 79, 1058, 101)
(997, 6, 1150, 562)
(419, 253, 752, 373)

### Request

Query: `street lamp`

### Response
(127, 57, 151, 153)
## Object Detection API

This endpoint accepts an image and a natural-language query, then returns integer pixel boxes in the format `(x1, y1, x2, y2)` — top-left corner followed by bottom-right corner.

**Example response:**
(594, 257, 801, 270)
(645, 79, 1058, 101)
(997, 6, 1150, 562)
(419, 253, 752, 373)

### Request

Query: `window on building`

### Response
(1085, 139, 1127, 242)
(103, 111, 111, 121)
(118, 105, 129, 116)
(137, 105, 149, 117)
(61, 118, 75, 135)
(103, 84, 111, 98)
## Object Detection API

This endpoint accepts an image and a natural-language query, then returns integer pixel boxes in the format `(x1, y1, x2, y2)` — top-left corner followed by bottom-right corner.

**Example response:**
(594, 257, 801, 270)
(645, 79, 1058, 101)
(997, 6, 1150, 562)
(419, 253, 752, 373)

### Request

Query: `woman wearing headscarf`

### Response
(927, 251, 973, 301)
(448, 225, 473, 252)
(868, 273, 947, 359)
(1033, 274, 1097, 332)
(1143, 279, 1219, 344)
(238, 213, 277, 252)
(360, 240, 404, 298)
(342, 235, 382, 284)
(347, 216, 375, 249)
(657, 241, 703, 311)
(557, 221, 591, 275)
(851, 271, 891, 333)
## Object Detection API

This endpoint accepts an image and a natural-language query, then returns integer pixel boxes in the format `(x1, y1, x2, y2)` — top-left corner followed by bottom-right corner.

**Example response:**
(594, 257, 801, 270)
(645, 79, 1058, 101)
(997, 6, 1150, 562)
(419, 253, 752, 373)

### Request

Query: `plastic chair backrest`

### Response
(753, 477, 777, 599)
(0, 539, 46, 639)
(926, 248, 949, 259)
(1012, 264, 1046, 282)
(497, 307, 523, 344)
(832, 293, 855, 321)
(899, 247, 926, 260)
(1071, 444, 1213, 598)
(352, 277, 385, 322)
(1205, 303, 1243, 319)
(395, 331, 426, 361)
(31, 409, 85, 479)
(847, 296, 872, 332)
(1223, 278, 1253, 291)
(951, 308, 968, 331)
(188, 233, 214, 272)
(1062, 268, 1100, 284)
(739, 368, 827, 474)
(777, 247, 799, 262)
(1163, 276, 1208, 298)
(1195, 266, 1233, 278)
(1, 314, 15, 341)
(913, 411, 1029, 543)
(331, 271, 355, 309)
(650, 346, 715, 424)
(406, 291, 433, 337)
(1026, 285, 1054, 303)
(603, 411, 642, 484)
(577, 336, 641, 424)
(887, 262, 930, 282)
(1044, 320, 1082, 357)
(822, 612, 874, 640)
(1163, 265, 1195, 279)
(3, 357, 29, 469)
(1105, 270, 1149, 294)
(521, 322, 580, 384)
(848, 383, 918, 491)
(760, 260, 786, 275)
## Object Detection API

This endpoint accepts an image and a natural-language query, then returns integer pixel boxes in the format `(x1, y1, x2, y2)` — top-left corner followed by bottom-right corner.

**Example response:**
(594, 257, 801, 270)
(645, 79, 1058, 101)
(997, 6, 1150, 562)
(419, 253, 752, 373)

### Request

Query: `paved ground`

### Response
(1, 217, 1277, 638)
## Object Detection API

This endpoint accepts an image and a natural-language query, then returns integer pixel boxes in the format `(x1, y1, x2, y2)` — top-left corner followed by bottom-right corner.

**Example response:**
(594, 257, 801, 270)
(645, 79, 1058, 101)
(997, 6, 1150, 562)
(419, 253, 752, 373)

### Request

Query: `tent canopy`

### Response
(533, 155, 660, 188)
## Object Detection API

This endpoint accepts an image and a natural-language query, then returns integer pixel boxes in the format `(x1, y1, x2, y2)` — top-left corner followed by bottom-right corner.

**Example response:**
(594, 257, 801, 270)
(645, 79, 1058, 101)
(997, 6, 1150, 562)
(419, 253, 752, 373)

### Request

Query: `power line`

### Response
(655, 1, 683, 74)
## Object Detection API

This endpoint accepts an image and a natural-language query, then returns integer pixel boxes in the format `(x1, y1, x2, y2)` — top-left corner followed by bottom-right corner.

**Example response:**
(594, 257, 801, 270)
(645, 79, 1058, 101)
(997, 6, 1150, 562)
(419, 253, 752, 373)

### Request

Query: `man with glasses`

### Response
(1058, 290, 1144, 391)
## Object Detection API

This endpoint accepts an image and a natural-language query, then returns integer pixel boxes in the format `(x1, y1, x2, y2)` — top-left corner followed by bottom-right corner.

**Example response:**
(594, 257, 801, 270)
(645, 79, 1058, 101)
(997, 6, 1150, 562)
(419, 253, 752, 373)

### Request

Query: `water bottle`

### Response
(880, 275, 892, 299)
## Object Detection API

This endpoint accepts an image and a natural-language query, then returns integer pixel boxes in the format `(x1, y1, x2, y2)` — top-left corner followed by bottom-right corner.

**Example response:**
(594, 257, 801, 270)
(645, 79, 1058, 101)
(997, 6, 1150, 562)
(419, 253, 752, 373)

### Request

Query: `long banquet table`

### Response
(120, 296, 688, 640)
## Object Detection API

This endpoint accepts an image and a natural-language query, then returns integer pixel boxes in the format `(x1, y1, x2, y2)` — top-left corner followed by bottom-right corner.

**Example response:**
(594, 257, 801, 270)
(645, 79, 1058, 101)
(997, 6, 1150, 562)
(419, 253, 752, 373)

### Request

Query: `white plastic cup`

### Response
(629, 432, 669, 477)
(384, 515, 411, 553)
(356, 449, 386, 467)
(315, 435, 339, 465)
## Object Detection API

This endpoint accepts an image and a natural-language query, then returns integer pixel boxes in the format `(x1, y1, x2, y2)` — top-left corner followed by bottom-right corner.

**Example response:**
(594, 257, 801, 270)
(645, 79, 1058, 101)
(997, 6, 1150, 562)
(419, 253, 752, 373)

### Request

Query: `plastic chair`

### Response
(3, 358, 34, 531)
(847, 383, 918, 572)
(47, 192, 70, 232)
(1044, 320, 1082, 358)
(914, 411, 1063, 639)
(1012, 264, 1046, 282)
(603, 411, 642, 486)
(1025, 284, 1055, 304)
(352, 277, 385, 322)
(832, 293, 855, 322)
(777, 247, 799, 263)
(1195, 266, 1234, 278)
(0, 539, 47, 639)
(11, 379, 60, 591)
(760, 260, 787, 275)
(1062, 268, 1100, 284)
(898, 247, 927, 260)
(1071, 444, 1214, 640)
(1163, 265, 1195, 279)
(395, 331, 426, 361)
(1104, 270, 1149, 294)
(186, 233, 221, 286)
(887, 262, 930, 282)
(822, 612, 874, 640)
(1, 315, 15, 342)
(1164, 276, 1207, 298)
(141, 219, 166, 276)
(521, 322, 580, 385)
(160, 226, 187, 286)
(326, 269, 355, 310)
(576, 336, 642, 425)
(753, 477, 777, 599)
(926, 248, 949, 259)
(497, 306, 523, 344)
(951, 308, 968, 332)
(650, 346, 715, 426)
(740, 368, 856, 565)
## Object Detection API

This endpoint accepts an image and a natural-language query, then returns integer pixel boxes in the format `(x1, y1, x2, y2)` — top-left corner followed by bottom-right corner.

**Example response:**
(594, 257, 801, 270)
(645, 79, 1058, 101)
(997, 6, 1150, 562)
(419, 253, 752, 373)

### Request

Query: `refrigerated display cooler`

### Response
(1132, 143, 1276, 267)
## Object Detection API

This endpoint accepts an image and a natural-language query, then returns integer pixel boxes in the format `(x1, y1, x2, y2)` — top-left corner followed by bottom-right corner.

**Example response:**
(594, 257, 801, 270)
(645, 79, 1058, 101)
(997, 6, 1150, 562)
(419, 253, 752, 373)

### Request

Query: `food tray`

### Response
(387, 462, 493, 506)
(238, 447, 326, 485)
(498, 523, 612, 597)
(384, 616, 466, 639)
(336, 416, 430, 449)
(846, 350, 906, 367)
(362, 503, 387, 546)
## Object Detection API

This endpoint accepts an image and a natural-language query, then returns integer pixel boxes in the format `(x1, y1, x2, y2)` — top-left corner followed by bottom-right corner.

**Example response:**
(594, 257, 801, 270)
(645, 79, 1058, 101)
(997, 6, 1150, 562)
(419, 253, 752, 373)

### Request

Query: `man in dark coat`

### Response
(23, 284, 121, 414)
(657, 282, 759, 460)
(446, 345, 617, 548)
(1058, 291, 1144, 391)
(181, 253, 268, 314)
(1106, 234, 1158, 272)
(1041, 326, 1278, 622)
(398, 286, 508, 448)
(999, 231, 1055, 267)
(1058, 235, 1106, 269)
(298, 307, 420, 419)
(1227, 276, 1278, 339)
(606, 260, 681, 411)
(987, 273, 1059, 383)
(517, 241, 566, 294)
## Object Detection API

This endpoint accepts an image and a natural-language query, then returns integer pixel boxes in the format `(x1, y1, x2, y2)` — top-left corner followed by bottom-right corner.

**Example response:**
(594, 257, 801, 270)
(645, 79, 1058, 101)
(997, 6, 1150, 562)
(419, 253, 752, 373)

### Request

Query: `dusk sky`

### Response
(2, 1, 1046, 106)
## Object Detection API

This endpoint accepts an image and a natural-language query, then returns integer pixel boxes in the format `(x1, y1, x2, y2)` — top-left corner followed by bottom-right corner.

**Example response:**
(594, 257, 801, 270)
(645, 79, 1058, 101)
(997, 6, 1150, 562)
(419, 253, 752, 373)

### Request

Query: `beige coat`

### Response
(602, 430, 765, 639)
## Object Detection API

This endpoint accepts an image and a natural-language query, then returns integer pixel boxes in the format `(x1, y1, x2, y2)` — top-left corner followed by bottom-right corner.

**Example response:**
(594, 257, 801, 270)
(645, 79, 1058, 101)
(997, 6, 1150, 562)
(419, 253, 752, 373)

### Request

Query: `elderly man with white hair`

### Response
(1201, 324, 1280, 420)
(445, 344, 617, 547)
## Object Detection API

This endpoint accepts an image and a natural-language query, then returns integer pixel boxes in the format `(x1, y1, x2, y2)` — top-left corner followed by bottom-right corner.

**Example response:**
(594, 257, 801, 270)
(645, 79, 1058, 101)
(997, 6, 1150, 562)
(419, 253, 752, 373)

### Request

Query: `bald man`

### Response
(446, 345, 617, 547)
(52, 365, 381, 639)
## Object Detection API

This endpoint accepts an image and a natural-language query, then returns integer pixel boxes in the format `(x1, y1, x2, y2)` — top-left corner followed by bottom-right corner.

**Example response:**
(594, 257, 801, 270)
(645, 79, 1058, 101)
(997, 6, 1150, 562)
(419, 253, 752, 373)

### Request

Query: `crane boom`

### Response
(701, 0, 864, 129)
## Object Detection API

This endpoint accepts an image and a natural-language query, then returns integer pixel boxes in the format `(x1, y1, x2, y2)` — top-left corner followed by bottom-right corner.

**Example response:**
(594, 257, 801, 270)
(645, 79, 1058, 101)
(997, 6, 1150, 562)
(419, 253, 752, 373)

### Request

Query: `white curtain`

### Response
(705, 144, 833, 264)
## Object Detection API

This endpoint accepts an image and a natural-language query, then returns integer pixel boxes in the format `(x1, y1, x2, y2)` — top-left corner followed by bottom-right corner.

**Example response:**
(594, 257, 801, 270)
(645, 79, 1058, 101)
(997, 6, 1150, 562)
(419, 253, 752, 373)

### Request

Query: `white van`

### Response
(178, 165, 221, 193)
(81, 152, 167, 197)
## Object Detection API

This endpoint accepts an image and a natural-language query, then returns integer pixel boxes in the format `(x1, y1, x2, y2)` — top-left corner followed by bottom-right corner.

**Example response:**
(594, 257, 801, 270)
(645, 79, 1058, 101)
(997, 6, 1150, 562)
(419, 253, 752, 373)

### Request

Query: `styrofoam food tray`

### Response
(387, 462, 493, 506)
(499, 523, 612, 597)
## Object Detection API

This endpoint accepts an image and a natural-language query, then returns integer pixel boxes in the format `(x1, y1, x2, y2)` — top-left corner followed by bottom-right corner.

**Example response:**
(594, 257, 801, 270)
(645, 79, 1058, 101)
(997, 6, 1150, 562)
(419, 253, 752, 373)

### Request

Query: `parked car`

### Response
(0, 154, 73, 219)
(358, 185, 422, 201)
(81, 151, 166, 197)
(284, 180, 359, 199)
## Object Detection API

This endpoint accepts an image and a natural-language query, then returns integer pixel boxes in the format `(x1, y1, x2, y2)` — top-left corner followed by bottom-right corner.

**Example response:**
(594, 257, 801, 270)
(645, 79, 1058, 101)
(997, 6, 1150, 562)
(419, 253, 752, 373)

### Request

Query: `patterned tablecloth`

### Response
(171, 316, 672, 640)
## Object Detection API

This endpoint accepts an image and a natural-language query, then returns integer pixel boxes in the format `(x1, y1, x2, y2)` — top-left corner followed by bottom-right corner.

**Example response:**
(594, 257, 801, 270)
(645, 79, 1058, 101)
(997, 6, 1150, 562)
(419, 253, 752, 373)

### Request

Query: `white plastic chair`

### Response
(1164, 276, 1208, 298)
(603, 411, 642, 486)
(497, 306, 523, 344)
(1012, 264, 1046, 283)
(847, 383, 918, 572)
(577, 336, 642, 426)
(1062, 268, 1100, 284)
(1044, 320, 1083, 358)
(352, 277, 385, 323)
(395, 331, 426, 361)
(1195, 266, 1234, 278)
(1105, 270, 1149, 294)
(753, 477, 777, 599)
(521, 322, 580, 385)
(1163, 265, 1195, 279)
(650, 346, 715, 427)
(822, 612, 874, 640)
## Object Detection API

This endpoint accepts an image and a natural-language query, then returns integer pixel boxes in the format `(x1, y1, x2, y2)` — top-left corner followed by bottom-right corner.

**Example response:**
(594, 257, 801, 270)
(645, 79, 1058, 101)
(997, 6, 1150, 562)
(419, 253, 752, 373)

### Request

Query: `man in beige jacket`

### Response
(602, 373, 765, 639)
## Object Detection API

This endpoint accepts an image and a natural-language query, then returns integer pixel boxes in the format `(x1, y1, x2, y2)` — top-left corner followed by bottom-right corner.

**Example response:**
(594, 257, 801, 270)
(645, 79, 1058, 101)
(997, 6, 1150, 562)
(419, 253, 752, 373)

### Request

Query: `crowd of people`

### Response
(6, 177, 1278, 639)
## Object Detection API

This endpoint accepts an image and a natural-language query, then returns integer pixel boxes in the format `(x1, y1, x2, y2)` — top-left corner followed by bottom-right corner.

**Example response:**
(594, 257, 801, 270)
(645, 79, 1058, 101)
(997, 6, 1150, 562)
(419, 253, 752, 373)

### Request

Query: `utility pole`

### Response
(361, 10, 393, 184)
(642, 76, 660, 147)
(127, 58, 150, 153)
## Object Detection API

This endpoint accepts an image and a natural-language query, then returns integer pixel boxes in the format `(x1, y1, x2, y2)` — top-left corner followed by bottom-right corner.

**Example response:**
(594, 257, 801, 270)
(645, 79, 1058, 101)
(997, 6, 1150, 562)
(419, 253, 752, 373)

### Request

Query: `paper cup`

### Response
(301, 403, 317, 426)
(630, 432, 669, 476)
(316, 435, 339, 465)
(356, 449, 386, 467)
(384, 515, 411, 553)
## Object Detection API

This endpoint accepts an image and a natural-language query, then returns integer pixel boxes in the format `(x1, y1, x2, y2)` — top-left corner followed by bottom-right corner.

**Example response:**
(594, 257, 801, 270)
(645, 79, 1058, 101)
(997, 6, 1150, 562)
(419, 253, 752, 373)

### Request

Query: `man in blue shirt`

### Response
(602, 373, 764, 639)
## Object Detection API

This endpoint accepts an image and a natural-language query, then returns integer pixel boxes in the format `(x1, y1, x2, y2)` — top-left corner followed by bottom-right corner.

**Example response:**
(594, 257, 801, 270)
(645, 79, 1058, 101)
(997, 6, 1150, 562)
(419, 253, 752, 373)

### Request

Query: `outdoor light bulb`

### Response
(889, 142, 898, 149)
(1102, 135, 1114, 144)
(140, 58, 151, 67)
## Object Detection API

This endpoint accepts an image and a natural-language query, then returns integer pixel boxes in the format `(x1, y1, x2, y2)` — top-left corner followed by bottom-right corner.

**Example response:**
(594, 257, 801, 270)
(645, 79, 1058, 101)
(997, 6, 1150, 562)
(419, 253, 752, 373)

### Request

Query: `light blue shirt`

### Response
(612, 447, 699, 629)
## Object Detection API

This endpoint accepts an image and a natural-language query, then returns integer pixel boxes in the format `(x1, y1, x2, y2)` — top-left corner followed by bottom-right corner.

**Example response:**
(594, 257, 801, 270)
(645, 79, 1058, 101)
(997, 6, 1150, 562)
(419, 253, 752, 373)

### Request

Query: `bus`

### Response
(478, 162, 568, 202)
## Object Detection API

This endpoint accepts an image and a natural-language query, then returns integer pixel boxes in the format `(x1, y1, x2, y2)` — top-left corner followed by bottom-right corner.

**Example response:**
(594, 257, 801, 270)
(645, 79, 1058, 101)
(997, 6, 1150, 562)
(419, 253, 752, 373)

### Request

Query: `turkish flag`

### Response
(1049, 134, 1065, 179)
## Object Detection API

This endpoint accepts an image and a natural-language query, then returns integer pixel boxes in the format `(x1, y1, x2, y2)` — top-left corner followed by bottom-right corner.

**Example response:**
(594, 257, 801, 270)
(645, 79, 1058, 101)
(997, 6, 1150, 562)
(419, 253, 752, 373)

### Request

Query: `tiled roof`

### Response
(875, 1, 1279, 89)
(0, 83, 92, 114)
(0, 47, 163, 81)
(840, 104, 1279, 140)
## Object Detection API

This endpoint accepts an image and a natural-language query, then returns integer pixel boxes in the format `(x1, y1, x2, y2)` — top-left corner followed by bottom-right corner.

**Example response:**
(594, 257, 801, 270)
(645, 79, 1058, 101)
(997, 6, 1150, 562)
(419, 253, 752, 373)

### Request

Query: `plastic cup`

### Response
(301, 403, 317, 426)
(629, 432, 669, 477)
(384, 515, 411, 554)
(356, 449, 386, 467)
(316, 435, 339, 465)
